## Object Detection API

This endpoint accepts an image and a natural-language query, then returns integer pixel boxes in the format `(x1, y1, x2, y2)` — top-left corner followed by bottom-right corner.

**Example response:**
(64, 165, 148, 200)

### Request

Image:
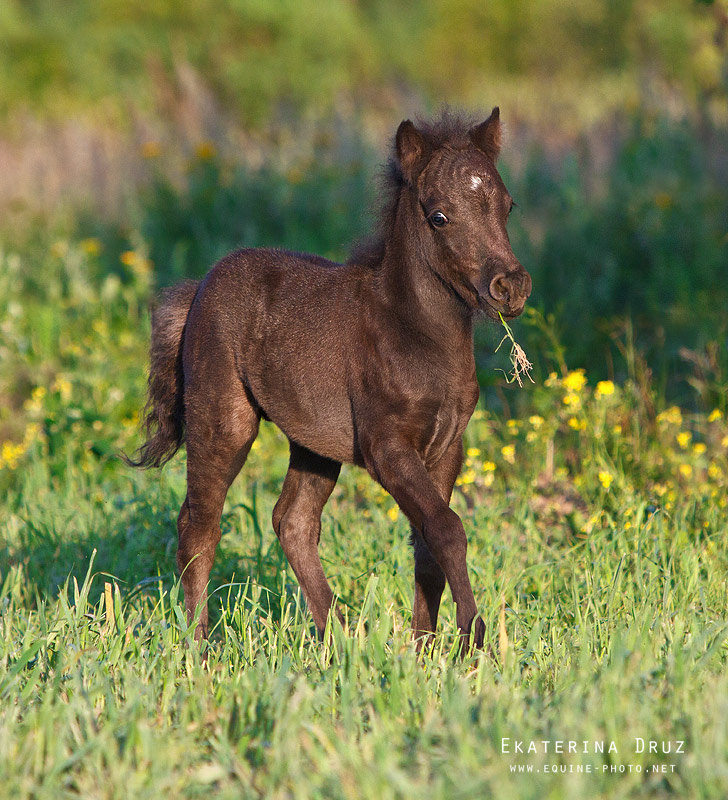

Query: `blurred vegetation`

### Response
(503, 112, 728, 406)
(0, 0, 726, 128)
(134, 140, 373, 286)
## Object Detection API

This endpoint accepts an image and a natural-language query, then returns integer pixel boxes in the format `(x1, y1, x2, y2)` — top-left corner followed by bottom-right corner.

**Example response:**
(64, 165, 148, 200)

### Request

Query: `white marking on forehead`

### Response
(469, 175, 483, 191)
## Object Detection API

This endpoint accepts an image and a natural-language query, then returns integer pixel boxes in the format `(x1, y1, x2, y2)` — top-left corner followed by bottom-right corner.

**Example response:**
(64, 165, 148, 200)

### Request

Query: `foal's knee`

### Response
(412, 534, 446, 589)
(422, 507, 467, 560)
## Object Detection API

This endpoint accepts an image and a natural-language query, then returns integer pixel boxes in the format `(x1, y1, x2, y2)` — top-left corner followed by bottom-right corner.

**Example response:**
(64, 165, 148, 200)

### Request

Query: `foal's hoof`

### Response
(458, 615, 486, 657)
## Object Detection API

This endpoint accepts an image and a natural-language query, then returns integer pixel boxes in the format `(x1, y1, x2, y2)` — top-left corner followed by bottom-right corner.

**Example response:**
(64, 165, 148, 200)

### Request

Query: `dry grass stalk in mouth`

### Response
(496, 312, 534, 388)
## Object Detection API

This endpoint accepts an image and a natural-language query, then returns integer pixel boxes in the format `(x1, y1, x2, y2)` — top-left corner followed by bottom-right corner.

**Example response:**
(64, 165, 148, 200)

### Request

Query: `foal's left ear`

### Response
(469, 106, 502, 163)
(396, 120, 431, 183)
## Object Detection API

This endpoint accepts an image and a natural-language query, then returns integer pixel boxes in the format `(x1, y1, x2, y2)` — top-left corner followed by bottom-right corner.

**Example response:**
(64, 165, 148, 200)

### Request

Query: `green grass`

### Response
(1, 236, 727, 798)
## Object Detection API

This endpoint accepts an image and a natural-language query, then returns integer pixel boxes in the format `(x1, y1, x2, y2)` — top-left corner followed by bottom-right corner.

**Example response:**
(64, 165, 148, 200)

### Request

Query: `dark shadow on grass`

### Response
(2, 478, 307, 636)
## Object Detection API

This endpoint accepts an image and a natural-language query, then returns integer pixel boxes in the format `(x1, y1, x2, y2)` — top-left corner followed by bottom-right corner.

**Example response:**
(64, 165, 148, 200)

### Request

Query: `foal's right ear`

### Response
(396, 120, 430, 183)
(469, 106, 502, 163)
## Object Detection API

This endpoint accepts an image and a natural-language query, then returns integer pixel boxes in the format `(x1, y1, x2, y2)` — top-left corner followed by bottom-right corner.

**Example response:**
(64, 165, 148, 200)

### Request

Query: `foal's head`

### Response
(395, 108, 531, 319)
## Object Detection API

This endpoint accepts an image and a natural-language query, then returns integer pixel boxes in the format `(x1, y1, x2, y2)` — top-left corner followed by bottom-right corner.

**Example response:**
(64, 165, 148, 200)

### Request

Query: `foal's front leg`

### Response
(364, 437, 485, 651)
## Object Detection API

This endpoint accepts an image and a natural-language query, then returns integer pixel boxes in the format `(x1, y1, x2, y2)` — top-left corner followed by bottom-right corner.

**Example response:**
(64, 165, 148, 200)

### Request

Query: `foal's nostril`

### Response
(489, 274, 510, 305)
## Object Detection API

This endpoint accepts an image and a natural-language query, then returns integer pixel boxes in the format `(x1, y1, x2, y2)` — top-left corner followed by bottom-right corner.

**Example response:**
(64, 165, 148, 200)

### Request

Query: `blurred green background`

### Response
(1, 0, 727, 409)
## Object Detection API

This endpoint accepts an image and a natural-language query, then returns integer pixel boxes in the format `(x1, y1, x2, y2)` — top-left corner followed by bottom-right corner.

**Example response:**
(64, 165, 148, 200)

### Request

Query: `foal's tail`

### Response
(124, 280, 200, 468)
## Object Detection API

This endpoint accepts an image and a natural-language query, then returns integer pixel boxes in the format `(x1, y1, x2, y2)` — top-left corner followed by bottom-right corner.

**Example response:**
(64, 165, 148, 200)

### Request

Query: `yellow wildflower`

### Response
(1, 441, 26, 470)
(568, 417, 586, 431)
(528, 415, 544, 429)
(563, 370, 587, 393)
(596, 380, 615, 397)
(466, 447, 481, 458)
(563, 392, 580, 407)
(24, 386, 47, 413)
(613, 424, 622, 435)
(506, 419, 520, 431)
(122, 412, 139, 429)
(656, 406, 682, 426)
(81, 238, 101, 256)
(708, 408, 723, 423)
(196, 141, 217, 160)
(23, 422, 42, 445)
(52, 376, 72, 402)
(387, 506, 399, 522)
(581, 512, 602, 534)
(121, 250, 152, 274)
(676, 431, 692, 449)
(678, 463, 693, 479)
(722, 435, 728, 448)
(482, 461, 496, 472)
(708, 463, 723, 480)
(456, 468, 476, 486)
(692, 442, 706, 456)
(141, 141, 162, 159)
(501, 445, 515, 464)
(598, 470, 613, 490)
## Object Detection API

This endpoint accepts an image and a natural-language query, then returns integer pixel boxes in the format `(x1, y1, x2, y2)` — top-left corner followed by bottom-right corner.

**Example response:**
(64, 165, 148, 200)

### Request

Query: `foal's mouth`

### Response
(479, 294, 526, 322)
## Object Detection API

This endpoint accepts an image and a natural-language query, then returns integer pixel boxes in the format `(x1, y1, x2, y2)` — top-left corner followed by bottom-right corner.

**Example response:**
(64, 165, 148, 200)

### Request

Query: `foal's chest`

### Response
(421, 379, 479, 467)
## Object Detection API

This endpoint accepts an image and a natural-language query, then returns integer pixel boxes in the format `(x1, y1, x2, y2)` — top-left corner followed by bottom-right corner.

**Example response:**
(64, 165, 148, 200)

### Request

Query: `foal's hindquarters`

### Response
(175, 253, 354, 640)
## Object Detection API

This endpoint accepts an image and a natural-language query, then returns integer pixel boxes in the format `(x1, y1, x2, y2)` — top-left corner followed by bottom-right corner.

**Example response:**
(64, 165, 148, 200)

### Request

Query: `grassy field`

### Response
(1, 236, 727, 798)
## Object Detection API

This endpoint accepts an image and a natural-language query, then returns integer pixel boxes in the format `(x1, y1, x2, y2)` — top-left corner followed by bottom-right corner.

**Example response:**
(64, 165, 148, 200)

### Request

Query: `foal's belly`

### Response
(249, 367, 357, 465)
(270, 405, 357, 465)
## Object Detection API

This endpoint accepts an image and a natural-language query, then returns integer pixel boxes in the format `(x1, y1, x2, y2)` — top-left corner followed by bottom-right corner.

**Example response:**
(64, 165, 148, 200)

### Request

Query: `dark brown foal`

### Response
(128, 108, 531, 651)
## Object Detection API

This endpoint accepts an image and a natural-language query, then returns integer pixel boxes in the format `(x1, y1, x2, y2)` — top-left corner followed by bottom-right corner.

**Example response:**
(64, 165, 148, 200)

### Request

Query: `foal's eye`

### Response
(429, 210, 449, 228)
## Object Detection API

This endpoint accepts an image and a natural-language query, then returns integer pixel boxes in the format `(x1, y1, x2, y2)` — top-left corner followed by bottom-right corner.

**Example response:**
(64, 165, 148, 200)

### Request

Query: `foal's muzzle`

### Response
(488, 269, 532, 318)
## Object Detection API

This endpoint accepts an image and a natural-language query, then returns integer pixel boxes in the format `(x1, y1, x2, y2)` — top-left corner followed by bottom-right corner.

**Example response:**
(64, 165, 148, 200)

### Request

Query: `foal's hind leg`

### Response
(412, 438, 463, 647)
(178, 387, 259, 640)
(272, 443, 341, 637)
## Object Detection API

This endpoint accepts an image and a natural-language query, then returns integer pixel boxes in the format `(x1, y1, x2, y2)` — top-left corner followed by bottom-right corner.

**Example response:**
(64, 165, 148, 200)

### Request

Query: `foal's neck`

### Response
(377, 193, 474, 350)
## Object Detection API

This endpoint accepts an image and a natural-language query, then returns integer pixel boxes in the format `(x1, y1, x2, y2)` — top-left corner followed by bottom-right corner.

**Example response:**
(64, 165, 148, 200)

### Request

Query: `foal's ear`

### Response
(469, 106, 502, 162)
(396, 120, 430, 183)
